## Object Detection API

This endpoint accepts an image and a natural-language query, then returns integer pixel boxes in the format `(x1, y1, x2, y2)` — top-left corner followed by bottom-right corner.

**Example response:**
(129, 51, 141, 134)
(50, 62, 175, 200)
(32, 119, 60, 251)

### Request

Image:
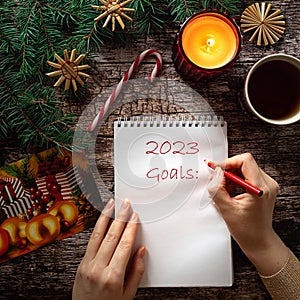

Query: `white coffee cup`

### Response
(244, 54, 300, 125)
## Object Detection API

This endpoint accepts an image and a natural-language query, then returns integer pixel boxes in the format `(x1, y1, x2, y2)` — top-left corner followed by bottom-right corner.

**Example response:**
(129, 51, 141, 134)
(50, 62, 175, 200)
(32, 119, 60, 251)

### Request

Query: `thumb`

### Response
(207, 167, 232, 209)
(124, 246, 146, 299)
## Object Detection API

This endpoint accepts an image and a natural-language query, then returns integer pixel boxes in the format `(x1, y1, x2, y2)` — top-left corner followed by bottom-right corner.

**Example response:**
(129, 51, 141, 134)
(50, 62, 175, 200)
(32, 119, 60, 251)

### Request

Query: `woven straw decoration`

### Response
(241, 2, 285, 46)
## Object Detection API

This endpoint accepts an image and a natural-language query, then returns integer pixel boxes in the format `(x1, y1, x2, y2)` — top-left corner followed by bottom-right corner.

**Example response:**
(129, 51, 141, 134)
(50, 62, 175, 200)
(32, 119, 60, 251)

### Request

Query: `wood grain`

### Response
(0, 1, 299, 299)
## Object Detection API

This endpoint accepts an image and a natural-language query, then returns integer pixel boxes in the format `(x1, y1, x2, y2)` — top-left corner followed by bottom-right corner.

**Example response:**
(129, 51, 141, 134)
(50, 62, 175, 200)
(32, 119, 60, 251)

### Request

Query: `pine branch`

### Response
(63, 0, 113, 52)
(0, 0, 90, 150)
(0, 54, 23, 140)
(0, 61, 76, 150)
(202, 0, 241, 14)
(17, 0, 65, 80)
(168, 0, 202, 23)
(0, 4, 20, 53)
(129, 0, 167, 34)
(7, 87, 76, 150)
(0, 118, 9, 141)
(169, 0, 241, 23)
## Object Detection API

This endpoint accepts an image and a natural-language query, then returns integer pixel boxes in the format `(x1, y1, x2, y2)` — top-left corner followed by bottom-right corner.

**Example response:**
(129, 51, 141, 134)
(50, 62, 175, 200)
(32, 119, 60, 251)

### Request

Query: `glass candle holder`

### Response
(172, 11, 242, 81)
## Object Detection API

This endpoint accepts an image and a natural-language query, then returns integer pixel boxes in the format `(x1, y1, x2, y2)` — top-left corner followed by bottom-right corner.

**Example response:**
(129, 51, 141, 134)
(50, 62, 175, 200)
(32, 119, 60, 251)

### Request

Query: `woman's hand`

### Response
(72, 199, 145, 300)
(208, 153, 288, 276)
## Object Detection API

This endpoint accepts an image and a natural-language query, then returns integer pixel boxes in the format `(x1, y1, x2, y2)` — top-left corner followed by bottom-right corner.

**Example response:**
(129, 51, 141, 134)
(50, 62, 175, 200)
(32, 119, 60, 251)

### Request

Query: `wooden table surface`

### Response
(0, 1, 299, 299)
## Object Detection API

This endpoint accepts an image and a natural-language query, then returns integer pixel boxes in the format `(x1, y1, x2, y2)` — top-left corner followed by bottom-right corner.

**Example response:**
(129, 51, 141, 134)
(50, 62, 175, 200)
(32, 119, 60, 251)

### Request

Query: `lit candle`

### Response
(172, 11, 242, 81)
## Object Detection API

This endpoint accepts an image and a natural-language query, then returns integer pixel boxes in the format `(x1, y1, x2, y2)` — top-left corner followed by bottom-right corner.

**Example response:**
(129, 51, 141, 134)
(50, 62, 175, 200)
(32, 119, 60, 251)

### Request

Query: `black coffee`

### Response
(248, 60, 300, 120)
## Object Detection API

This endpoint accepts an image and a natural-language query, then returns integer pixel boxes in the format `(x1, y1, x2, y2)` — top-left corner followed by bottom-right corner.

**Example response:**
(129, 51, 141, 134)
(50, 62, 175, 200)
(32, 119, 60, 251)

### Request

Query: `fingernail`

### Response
(213, 167, 223, 180)
(105, 198, 115, 209)
(102, 199, 115, 215)
(139, 246, 146, 258)
(129, 211, 139, 223)
(121, 198, 130, 210)
(209, 167, 222, 181)
(208, 167, 223, 191)
(216, 166, 222, 173)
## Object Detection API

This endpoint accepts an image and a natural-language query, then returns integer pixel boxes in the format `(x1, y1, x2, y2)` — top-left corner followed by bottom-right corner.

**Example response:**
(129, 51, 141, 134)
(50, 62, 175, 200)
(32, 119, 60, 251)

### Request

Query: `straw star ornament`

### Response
(241, 2, 285, 46)
(46, 49, 90, 92)
(92, 0, 135, 31)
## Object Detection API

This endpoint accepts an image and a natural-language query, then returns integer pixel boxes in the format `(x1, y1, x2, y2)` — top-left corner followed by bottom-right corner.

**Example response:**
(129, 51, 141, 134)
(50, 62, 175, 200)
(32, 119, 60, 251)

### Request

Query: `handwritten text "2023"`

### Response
(145, 140, 200, 182)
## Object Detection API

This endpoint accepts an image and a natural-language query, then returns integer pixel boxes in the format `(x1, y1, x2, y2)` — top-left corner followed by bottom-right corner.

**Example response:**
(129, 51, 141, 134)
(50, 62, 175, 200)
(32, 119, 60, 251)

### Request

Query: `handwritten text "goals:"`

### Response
(145, 140, 201, 183)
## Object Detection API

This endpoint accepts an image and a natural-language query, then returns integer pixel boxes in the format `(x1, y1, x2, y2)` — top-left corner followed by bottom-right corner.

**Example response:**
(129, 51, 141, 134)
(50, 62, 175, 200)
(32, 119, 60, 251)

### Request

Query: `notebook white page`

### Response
(114, 116, 232, 287)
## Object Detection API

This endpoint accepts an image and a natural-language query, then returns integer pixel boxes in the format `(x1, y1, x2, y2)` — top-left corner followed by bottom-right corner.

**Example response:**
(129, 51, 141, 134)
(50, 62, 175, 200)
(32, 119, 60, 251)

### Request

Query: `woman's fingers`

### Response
(73, 198, 144, 300)
(95, 199, 132, 267)
(124, 246, 146, 299)
(109, 212, 139, 274)
(84, 199, 115, 261)
(208, 167, 233, 208)
(224, 153, 262, 185)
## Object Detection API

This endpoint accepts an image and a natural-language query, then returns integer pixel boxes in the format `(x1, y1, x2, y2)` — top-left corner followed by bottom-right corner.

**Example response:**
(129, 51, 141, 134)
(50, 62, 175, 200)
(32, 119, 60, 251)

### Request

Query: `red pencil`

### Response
(205, 160, 263, 197)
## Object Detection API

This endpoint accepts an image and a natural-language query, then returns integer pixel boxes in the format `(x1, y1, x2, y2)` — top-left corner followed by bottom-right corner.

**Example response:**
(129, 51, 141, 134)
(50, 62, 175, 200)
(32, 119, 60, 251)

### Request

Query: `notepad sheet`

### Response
(114, 118, 232, 287)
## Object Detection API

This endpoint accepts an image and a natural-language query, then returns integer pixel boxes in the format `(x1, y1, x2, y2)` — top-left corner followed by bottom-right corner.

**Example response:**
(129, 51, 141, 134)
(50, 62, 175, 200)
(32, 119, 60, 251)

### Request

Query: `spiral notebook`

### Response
(114, 115, 232, 287)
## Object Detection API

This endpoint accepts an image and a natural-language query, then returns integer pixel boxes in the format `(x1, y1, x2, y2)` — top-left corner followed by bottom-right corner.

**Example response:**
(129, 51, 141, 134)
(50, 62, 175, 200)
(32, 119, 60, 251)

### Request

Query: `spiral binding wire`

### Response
(117, 115, 225, 127)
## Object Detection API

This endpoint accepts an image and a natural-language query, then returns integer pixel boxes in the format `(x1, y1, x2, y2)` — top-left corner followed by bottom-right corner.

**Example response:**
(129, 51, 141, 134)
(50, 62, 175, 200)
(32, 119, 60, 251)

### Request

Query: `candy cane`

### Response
(87, 49, 163, 132)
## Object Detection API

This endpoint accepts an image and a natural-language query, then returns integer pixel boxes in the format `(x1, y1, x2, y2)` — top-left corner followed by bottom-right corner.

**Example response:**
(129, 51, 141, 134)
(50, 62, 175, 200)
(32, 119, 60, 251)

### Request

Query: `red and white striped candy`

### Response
(87, 49, 162, 132)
